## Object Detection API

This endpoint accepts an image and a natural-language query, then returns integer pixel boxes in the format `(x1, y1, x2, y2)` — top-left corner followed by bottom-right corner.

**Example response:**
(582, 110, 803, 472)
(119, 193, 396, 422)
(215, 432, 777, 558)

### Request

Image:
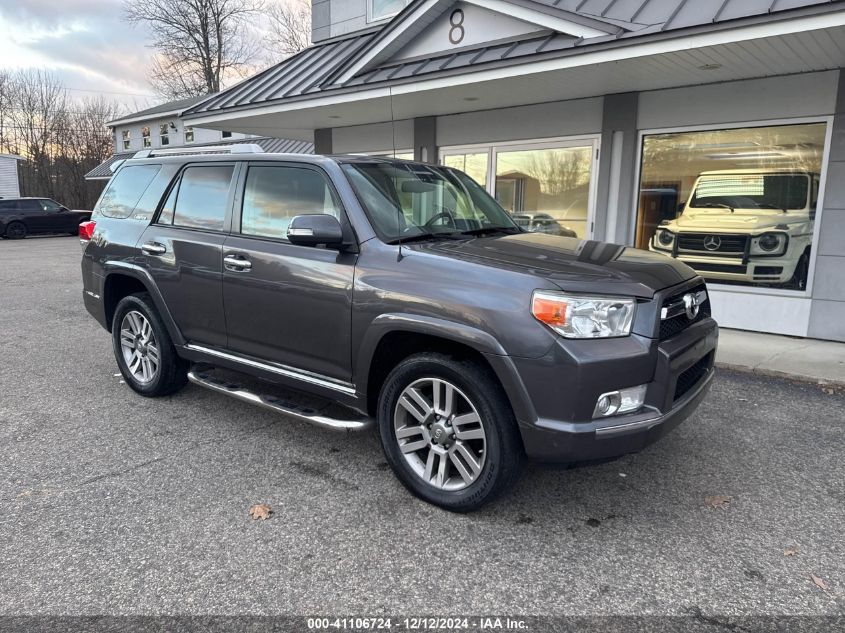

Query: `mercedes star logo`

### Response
(683, 293, 701, 320)
(703, 235, 722, 251)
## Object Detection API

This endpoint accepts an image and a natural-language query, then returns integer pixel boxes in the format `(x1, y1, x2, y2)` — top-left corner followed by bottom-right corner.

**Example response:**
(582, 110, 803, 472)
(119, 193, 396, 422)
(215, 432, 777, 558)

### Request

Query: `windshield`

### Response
(342, 162, 520, 243)
(690, 174, 810, 211)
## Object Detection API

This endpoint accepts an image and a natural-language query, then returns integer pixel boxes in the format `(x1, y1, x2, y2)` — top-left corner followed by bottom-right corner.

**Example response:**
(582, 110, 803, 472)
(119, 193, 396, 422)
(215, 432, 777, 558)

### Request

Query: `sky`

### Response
(0, 0, 293, 114)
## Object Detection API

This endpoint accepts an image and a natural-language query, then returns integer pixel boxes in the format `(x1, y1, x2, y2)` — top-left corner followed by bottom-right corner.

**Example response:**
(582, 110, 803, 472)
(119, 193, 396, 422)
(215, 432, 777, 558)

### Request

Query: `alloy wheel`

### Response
(119, 310, 160, 384)
(393, 377, 487, 491)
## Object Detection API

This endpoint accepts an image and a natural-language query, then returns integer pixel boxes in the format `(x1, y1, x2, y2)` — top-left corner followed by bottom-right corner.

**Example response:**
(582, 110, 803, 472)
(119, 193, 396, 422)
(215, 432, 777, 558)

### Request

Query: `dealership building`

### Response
(182, 0, 845, 341)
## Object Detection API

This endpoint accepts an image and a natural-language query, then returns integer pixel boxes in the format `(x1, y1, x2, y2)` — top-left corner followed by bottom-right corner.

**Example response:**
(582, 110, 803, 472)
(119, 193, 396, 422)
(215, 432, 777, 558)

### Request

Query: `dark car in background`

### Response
(0, 197, 91, 239)
(81, 146, 717, 511)
(512, 213, 578, 237)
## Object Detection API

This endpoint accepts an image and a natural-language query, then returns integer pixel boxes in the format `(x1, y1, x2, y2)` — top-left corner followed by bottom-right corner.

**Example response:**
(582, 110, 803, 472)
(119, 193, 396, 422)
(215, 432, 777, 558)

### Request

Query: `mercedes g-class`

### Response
(81, 145, 717, 511)
(650, 169, 819, 290)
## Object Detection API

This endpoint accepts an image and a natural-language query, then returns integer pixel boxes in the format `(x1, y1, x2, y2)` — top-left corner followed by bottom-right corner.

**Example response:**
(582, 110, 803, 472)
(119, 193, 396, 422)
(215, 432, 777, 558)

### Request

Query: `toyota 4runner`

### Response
(81, 145, 718, 511)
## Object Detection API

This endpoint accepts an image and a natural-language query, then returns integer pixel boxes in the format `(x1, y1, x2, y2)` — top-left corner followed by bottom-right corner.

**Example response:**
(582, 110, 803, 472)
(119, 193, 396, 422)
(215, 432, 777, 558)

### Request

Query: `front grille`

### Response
(659, 284, 711, 340)
(678, 233, 747, 254)
(674, 354, 712, 402)
(689, 262, 747, 275)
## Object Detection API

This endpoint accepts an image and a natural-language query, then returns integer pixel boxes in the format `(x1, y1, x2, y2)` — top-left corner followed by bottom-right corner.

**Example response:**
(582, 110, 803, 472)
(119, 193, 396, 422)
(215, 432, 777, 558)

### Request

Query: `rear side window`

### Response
(168, 165, 235, 231)
(95, 165, 161, 219)
(241, 165, 340, 239)
(0, 200, 16, 210)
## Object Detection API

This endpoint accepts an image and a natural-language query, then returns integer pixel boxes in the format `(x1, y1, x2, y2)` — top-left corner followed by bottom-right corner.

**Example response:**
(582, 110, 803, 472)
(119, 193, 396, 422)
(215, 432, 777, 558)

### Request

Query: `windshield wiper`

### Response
(460, 226, 522, 237)
(387, 232, 464, 245)
(695, 202, 735, 213)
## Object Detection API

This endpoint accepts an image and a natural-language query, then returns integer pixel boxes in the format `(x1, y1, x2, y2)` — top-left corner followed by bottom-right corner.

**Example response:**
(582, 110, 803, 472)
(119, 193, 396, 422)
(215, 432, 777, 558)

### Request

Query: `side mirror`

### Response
(677, 202, 686, 214)
(287, 214, 344, 247)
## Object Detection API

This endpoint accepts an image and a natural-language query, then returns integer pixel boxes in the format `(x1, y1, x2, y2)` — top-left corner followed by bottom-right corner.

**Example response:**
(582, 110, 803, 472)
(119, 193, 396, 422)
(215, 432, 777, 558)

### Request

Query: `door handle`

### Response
(141, 242, 166, 255)
(224, 255, 252, 271)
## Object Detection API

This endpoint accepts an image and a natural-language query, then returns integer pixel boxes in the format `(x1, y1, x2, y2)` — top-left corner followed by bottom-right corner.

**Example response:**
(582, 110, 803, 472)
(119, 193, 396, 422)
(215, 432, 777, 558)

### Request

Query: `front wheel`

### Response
(377, 353, 524, 512)
(788, 251, 810, 291)
(111, 293, 188, 397)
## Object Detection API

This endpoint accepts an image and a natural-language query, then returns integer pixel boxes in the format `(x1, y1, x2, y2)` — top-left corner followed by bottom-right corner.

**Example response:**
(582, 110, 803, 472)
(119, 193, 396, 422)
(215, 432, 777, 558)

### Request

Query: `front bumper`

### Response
(503, 312, 718, 463)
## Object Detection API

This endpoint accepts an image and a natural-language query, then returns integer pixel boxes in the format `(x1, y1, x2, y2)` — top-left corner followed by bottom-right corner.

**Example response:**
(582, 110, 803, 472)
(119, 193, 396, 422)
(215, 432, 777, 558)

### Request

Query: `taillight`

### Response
(79, 220, 96, 241)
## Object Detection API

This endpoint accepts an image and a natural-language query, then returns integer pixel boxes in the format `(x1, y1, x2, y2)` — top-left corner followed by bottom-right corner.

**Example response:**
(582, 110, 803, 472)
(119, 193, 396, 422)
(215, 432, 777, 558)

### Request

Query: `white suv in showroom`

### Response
(650, 169, 819, 290)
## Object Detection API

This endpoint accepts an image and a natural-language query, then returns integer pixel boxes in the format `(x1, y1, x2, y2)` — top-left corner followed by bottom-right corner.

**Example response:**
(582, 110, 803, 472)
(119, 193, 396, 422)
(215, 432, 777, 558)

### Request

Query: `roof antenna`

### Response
(390, 86, 403, 261)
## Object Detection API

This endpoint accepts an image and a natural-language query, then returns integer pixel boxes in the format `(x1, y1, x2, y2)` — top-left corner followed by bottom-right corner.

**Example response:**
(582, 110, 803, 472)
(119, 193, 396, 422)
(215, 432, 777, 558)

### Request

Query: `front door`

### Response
(222, 162, 356, 382)
(139, 163, 237, 348)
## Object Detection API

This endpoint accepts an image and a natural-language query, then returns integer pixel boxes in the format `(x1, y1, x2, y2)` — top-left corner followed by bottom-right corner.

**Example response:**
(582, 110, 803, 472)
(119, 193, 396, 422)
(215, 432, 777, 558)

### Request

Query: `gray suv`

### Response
(81, 145, 717, 511)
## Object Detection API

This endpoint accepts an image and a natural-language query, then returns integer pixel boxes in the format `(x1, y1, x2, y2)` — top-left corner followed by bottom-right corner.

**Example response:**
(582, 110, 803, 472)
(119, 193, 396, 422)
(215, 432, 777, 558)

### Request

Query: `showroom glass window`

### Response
(636, 123, 826, 291)
(495, 146, 593, 239)
(441, 141, 597, 239)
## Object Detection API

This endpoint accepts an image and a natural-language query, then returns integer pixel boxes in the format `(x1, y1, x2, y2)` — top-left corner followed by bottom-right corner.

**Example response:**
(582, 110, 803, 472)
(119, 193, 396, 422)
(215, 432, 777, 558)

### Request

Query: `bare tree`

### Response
(0, 70, 122, 208)
(124, 0, 262, 99)
(265, 0, 312, 62)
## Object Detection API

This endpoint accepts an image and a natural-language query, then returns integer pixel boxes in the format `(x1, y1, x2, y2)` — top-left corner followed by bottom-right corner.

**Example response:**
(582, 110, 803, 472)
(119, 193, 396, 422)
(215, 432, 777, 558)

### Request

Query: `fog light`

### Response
(593, 385, 648, 419)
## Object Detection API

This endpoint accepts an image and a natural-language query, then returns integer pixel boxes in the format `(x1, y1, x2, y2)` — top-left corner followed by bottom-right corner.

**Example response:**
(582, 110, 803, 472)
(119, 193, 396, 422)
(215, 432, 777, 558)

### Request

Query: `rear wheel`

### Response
(5, 221, 27, 239)
(112, 293, 188, 397)
(377, 353, 524, 512)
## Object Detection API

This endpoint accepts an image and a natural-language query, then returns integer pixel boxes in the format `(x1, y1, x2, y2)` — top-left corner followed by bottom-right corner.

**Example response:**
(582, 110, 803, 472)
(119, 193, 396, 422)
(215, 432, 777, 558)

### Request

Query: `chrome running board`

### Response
(187, 366, 373, 433)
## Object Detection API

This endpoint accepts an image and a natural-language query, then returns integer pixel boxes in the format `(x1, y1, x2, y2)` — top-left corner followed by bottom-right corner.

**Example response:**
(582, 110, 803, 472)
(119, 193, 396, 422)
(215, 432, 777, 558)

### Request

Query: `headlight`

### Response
(655, 229, 674, 249)
(750, 232, 788, 256)
(532, 291, 636, 339)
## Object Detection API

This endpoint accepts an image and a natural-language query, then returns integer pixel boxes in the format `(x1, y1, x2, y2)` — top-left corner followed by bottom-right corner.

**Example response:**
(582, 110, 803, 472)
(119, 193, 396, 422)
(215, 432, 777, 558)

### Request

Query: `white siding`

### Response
(0, 156, 21, 198)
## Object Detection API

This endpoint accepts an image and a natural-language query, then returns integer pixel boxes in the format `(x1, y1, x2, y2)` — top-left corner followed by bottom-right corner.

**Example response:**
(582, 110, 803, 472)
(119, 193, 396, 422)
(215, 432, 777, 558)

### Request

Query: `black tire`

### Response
(377, 353, 525, 512)
(111, 292, 188, 397)
(788, 251, 810, 291)
(5, 221, 27, 239)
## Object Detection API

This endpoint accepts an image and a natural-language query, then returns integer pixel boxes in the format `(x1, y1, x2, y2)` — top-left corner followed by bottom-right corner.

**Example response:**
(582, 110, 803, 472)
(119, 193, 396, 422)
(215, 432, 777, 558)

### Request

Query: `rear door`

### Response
(19, 200, 48, 231)
(138, 163, 238, 348)
(222, 162, 356, 382)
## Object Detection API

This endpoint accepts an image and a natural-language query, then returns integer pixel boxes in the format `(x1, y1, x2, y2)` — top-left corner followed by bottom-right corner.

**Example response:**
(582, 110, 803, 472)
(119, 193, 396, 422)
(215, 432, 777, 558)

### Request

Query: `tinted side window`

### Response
(21, 200, 41, 211)
(95, 165, 162, 219)
(172, 165, 234, 231)
(0, 200, 16, 210)
(241, 166, 339, 239)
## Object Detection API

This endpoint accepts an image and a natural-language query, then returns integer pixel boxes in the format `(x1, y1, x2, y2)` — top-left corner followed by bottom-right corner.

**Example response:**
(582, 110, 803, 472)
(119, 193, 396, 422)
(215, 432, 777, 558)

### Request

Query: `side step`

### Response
(187, 366, 374, 433)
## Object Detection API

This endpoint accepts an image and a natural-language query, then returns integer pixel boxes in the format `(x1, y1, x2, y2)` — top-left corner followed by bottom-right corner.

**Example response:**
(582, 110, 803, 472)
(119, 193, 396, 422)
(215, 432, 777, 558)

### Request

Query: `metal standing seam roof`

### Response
(83, 137, 315, 180)
(106, 95, 210, 126)
(184, 0, 842, 117)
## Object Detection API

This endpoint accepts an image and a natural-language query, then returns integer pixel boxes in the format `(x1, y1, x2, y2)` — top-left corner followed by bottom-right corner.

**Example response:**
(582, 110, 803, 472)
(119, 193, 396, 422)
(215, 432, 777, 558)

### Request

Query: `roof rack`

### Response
(132, 143, 265, 159)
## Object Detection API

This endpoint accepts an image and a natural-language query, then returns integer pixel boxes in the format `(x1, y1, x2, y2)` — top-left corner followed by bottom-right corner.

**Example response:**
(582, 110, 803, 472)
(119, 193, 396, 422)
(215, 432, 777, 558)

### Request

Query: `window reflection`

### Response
(95, 165, 161, 219)
(638, 123, 826, 290)
(442, 153, 488, 188)
(495, 146, 593, 238)
(241, 166, 339, 240)
(172, 165, 234, 231)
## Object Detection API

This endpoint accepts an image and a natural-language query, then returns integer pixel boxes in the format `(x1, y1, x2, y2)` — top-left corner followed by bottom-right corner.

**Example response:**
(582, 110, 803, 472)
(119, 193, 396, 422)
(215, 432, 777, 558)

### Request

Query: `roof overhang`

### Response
(185, 8, 845, 140)
(334, 0, 618, 84)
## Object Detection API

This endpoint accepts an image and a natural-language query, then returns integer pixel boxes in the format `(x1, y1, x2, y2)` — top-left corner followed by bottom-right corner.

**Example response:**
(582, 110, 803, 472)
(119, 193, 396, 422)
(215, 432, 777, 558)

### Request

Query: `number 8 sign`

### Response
(449, 9, 465, 45)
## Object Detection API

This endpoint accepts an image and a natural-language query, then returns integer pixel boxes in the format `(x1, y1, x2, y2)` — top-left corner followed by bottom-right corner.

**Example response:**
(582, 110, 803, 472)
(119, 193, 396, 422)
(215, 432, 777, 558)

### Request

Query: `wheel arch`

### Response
(357, 314, 536, 423)
(102, 263, 185, 345)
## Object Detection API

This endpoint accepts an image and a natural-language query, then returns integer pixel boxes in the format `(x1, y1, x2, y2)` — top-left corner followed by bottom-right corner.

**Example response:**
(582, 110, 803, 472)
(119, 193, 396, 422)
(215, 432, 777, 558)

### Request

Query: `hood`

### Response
(673, 209, 806, 231)
(406, 233, 696, 298)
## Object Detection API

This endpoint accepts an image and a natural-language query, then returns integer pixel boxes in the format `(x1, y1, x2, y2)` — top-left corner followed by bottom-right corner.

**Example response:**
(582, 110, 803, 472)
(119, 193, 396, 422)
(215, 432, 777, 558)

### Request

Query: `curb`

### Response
(715, 361, 845, 391)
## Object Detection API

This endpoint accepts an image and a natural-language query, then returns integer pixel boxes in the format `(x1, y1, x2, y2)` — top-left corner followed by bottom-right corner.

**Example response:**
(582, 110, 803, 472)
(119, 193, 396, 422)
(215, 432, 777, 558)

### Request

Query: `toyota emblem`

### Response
(683, 293, 701, 320)
(703, 235, 722, 251)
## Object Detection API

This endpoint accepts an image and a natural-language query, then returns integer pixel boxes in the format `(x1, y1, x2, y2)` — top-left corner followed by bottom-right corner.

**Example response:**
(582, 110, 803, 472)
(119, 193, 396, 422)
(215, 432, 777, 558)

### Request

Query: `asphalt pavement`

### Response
(0, 236, 842, 620)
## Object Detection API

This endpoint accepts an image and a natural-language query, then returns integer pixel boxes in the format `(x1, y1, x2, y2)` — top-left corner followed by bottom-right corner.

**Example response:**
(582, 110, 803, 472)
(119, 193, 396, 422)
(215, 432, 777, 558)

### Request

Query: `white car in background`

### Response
(650, 169, 819, 290)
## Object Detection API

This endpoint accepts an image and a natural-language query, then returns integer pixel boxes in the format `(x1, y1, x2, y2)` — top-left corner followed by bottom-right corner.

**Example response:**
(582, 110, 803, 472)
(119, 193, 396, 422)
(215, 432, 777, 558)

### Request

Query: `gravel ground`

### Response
(0, 237, 842, 621)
